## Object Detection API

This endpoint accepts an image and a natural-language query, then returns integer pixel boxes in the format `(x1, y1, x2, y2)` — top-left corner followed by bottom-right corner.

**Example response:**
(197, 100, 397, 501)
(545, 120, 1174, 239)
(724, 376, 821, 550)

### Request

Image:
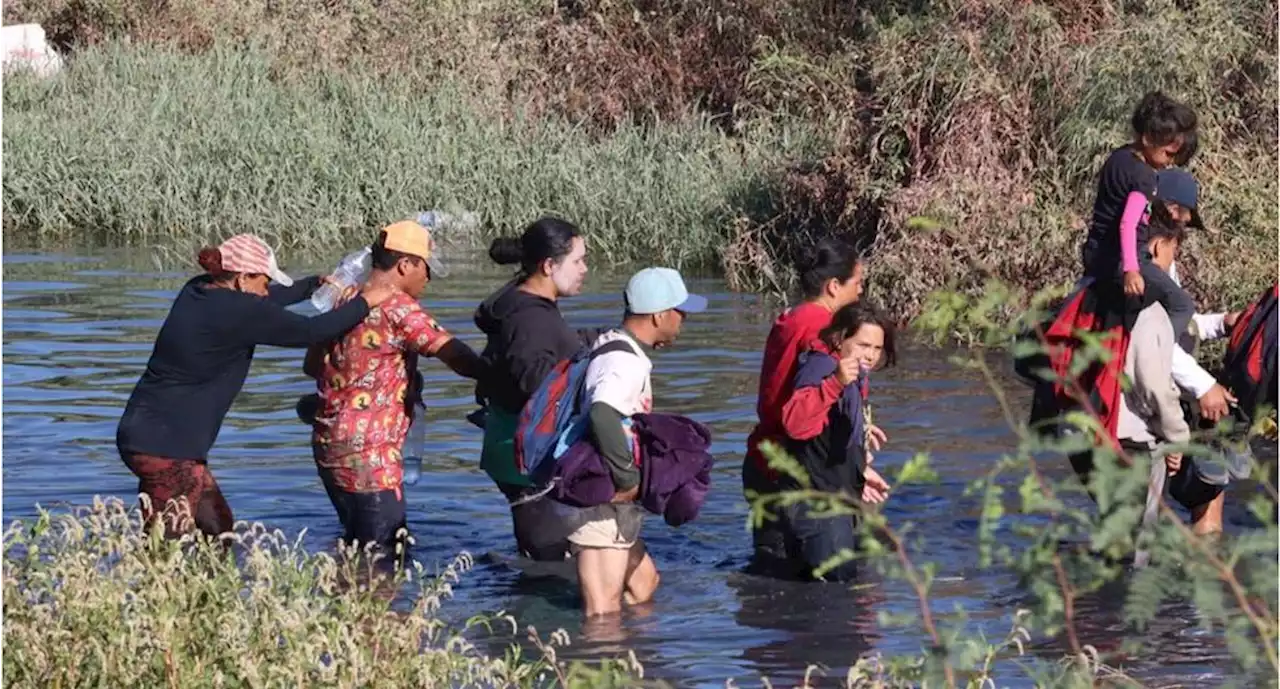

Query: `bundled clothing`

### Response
(751, 347, 872, 582)
(117, 275, 361, 537)
(548, 413, 713, 526)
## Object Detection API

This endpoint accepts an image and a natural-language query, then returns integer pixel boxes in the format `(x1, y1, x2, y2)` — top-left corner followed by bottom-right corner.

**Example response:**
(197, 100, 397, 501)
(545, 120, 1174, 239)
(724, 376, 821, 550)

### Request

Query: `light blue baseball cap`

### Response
(624, 267, 708, 315)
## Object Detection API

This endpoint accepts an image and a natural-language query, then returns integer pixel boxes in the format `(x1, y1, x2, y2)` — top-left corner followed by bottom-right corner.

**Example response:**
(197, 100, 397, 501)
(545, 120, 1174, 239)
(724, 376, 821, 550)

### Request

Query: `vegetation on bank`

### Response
(1, 498, 645, 688)
(3, 0, 1275, 322)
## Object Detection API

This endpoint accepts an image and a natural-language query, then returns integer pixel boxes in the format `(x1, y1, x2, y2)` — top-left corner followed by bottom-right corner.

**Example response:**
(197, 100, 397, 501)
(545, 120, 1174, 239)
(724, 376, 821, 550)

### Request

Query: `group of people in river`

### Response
(116, 89, 1277, 617)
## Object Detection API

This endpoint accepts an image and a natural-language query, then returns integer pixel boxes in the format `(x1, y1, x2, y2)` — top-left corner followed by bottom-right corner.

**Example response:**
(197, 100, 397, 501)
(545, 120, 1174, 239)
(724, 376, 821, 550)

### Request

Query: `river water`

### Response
(1, 249, 1261, 687)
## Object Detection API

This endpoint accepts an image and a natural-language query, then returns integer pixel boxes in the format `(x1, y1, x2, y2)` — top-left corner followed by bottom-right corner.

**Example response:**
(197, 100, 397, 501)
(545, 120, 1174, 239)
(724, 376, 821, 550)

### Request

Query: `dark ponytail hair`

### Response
(197, 247, 231, 279)
(488, 216, 582, 279)
(796, 237, 862, 299)
(819, 302, 897, 368)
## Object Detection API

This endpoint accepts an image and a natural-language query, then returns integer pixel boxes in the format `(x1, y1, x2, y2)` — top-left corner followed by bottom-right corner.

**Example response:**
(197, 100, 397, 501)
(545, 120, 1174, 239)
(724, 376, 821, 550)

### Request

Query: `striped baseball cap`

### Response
(217, 234, 294, 286)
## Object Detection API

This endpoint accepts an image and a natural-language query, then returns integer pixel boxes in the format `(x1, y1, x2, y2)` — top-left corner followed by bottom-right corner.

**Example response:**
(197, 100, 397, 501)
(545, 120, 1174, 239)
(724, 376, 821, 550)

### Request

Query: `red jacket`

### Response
(744, 302, 833, 485)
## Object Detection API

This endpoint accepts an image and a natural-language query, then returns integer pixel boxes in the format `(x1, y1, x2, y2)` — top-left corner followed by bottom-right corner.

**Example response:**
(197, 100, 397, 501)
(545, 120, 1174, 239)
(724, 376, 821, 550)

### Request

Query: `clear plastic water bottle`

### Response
(416, 210, 444, 229)
(402, 416, 425, 486)
(311, 247, 372, 313)
(415, 209, 480, 234)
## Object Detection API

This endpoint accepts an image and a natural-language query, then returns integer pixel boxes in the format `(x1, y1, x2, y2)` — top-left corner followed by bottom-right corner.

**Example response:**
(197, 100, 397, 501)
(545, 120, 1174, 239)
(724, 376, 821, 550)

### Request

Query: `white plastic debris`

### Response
(1, 24, 64, 78)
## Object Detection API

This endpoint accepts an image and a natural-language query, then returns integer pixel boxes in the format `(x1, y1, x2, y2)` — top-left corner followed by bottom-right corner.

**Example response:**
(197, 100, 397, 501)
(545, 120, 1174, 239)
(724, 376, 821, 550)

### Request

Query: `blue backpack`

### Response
(514, 339, 635, 482)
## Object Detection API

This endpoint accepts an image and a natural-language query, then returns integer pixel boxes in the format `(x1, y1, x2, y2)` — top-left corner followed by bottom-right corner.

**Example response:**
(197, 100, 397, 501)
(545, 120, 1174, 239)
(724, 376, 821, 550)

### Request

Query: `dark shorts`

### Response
(121, 452, 234, 538)
(749, 502, 859, 582)
(498, 483, 574, 561)
(317, 467, 408, 553)
(1069, 442, 1223, 513)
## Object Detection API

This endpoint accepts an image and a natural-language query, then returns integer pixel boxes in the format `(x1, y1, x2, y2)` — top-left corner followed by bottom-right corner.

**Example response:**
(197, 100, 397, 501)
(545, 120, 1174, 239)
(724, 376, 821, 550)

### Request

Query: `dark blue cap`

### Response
(1154, 168, 1204, 229)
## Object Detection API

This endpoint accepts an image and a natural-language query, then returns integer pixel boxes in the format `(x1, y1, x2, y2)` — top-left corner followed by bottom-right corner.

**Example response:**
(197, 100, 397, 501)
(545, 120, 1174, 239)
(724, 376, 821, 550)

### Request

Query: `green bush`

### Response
(3, 0, 1274, 322)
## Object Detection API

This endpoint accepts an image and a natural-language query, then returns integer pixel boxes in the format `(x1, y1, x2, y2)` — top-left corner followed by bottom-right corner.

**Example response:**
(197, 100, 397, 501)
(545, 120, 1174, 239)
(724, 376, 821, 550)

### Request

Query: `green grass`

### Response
(1, 498, 648, 688)
(1, 43, 822, 269)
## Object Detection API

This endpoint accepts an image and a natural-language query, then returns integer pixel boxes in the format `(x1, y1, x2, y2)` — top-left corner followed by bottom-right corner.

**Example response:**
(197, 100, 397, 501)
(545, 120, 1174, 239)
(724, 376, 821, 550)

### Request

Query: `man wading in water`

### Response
(564, 267, 706, 617)
(306, 221, 487, 554)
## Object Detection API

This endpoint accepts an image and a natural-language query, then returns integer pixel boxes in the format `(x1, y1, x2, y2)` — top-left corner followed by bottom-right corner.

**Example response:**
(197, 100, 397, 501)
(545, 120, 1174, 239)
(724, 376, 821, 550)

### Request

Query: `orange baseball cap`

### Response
(381, 221, 448, 277)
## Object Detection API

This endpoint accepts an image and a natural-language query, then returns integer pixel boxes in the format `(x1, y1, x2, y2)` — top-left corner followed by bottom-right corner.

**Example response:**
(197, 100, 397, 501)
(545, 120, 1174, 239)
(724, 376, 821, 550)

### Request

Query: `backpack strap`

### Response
(588, 338, 639, 360)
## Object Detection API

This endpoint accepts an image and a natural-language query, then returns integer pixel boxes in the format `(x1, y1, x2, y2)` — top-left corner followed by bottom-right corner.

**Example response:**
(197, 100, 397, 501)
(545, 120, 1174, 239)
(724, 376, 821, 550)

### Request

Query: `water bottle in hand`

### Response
(311, 247, 373, 313)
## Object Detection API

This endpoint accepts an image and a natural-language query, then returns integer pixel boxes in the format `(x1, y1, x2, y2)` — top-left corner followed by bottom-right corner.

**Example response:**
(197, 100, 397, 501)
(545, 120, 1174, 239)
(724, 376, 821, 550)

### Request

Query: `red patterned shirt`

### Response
(311, 289, 451, 493)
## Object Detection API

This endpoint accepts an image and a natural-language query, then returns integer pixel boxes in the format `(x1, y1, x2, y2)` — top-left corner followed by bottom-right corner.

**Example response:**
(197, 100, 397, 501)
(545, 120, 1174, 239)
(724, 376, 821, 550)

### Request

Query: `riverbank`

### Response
(3, 0, 1275, 322)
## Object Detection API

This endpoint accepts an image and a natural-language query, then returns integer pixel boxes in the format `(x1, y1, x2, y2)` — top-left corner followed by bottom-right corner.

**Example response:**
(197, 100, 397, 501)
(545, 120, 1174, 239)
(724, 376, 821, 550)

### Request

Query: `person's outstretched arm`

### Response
(244, 295, 370, 348)
(267, 276, 322, 306)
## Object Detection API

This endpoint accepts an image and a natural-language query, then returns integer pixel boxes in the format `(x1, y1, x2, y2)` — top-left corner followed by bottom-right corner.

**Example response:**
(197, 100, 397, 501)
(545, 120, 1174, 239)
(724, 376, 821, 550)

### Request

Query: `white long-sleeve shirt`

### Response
(1168, 262, 1227, 398)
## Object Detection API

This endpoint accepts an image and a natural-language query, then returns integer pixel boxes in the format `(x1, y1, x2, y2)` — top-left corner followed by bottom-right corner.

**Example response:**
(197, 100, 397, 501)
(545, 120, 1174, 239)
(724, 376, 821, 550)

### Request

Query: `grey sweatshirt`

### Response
(1117, 302, 1191, 447)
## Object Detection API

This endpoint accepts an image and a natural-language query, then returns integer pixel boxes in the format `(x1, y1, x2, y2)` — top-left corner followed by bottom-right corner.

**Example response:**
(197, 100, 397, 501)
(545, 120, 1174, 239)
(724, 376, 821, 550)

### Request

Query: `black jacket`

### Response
(474, 279, 599, 414)
(117, 276, 368, 460)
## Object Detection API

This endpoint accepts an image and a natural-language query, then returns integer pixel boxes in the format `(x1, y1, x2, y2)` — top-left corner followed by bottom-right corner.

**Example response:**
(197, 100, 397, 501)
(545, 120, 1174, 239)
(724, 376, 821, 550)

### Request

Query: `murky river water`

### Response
(2, 249, 1262, 687)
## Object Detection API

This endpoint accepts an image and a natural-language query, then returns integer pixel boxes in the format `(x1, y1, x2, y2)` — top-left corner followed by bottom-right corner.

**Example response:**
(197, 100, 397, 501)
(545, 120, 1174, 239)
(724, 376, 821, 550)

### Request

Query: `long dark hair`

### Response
(819, 302, 897, 368)
(488, 216, 581, 279)
(796, 237, 862, 300)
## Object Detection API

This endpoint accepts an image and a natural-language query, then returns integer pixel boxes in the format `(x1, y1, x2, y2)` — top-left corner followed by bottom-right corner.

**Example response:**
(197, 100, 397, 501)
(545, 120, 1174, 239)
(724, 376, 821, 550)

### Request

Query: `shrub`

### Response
(1, 498, 644, 688)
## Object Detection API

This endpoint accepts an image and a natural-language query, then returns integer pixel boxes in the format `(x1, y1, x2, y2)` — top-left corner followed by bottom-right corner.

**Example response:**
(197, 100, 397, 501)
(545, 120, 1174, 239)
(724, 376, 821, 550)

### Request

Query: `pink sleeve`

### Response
(1120, 191, 1148, 273)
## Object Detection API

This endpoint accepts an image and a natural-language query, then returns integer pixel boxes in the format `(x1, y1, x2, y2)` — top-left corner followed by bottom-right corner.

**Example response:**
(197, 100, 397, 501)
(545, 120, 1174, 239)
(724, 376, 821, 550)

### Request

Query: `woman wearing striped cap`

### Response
(116, 234, 396, 539)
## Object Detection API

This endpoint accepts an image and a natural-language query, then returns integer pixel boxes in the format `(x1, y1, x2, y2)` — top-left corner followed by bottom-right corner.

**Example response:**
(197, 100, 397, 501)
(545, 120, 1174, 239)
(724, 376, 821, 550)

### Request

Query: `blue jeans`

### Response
(316, 466, 408, 552)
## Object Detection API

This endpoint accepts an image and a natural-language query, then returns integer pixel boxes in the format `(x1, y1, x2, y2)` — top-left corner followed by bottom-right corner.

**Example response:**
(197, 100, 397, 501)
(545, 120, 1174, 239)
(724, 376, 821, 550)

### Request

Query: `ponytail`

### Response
(489, 216, 582, 279)
(197, 247, 228, 278)
(488, 236, 524, 265)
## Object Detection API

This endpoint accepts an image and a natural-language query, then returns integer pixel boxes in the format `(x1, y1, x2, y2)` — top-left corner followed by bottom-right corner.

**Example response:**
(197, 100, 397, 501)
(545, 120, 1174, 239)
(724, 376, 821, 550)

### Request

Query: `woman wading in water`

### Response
(117, 234, 394, 538)
(474, 217, 597, 560)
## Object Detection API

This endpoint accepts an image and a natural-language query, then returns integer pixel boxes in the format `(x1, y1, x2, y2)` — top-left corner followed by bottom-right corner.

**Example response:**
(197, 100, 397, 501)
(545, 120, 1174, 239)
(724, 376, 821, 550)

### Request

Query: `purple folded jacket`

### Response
(548, 412, 714, 526)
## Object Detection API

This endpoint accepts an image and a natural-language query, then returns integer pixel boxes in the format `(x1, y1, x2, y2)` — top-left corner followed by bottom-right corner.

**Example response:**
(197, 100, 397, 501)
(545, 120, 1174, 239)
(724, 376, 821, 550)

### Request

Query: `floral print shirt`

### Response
(311, 289, 451, 493)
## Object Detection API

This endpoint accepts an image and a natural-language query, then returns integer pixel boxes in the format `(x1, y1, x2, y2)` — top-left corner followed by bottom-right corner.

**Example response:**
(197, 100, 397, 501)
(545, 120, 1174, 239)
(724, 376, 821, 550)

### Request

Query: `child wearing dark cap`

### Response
(1081, 91, 1199, 341)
